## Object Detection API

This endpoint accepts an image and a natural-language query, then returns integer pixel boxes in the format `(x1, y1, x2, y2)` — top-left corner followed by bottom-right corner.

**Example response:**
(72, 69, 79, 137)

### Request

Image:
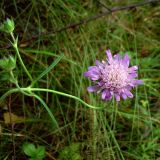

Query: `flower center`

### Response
(101, 63, 128, 89)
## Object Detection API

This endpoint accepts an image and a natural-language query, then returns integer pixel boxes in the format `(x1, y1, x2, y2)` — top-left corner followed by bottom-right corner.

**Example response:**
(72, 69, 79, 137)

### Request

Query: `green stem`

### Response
(10, 32, 33, 82)
(0, 87, 103, 110)
(93, 110, 97, 160)
(28, 88, 102, 109)
(10, 71, 31, 96)
(0, 88, 20, 102)
(112, 101, 118, 131)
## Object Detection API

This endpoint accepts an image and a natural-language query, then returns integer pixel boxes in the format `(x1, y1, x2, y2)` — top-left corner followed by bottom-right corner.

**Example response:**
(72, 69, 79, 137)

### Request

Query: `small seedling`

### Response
(22, 142, 46, 160)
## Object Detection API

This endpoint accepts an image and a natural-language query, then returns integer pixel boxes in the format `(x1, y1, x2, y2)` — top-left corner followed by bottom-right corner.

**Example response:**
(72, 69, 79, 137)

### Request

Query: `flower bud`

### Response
(0, 18, 15, 33)
(0, 56, 16, 71)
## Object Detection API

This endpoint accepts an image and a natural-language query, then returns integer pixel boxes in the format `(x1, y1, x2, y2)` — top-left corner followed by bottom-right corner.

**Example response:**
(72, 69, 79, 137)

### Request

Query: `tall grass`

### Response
(0, 0, 160, 159)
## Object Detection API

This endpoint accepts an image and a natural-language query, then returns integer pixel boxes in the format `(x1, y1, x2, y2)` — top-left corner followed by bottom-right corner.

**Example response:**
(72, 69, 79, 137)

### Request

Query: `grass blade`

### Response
(31, 53, 64, 86)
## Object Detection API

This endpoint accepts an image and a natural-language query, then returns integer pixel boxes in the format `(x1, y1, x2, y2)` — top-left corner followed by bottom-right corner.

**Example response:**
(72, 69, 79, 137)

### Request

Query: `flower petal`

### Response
(114, 54, 121, 60)
(129, 66, 138, 73)
(132, 80, 143, 85)
(121, 93, 127, 100)
(123, 54, 130, 67)
(101, 90, 112, 100)
(95, 60, 105, 70)
(106, 50, 113, 64)
(125, 90, 133, 98)
(84, 69, 100, 80)
(87, 86, 99, 92)
(115, 94, 120, 101)
(84, 71, 93, 78)
(95, 60, 101, 66)
(129, 73, 138, 78)
(88, 66, 97, 71)
(101, 90, 107, 100)
(91, 76, 100, 81)
(98, 81, 105, 87)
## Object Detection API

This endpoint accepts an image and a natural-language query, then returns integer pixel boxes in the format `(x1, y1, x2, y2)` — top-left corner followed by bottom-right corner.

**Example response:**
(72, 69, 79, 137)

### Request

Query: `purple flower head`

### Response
(84, 50, 143, 101)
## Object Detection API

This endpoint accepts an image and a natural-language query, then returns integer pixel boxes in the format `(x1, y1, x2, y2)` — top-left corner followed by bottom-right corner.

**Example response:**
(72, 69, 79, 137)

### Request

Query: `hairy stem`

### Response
(10, 32, 33, 82)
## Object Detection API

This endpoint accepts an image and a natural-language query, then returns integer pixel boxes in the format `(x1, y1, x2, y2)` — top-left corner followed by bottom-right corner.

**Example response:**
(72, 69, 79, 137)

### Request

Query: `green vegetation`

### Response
(0, 0, 160, 159)
(22, 142, 46, 160)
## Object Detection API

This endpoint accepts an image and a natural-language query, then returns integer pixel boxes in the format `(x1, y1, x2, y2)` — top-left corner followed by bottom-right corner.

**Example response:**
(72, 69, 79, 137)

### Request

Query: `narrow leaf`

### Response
(31, 53, 64, 86)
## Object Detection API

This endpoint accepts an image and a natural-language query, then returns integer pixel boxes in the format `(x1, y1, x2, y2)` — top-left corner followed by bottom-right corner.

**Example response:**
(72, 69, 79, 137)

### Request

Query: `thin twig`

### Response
(19, 0, 159, 44)
(98, 1, 112, 12)
(1, 0, 159, 49)
(38, 0, 160, 35)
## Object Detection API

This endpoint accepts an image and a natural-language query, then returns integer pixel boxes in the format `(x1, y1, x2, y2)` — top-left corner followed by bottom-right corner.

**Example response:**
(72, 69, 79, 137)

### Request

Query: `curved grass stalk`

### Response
(0, 87, 104, 110)
(32, 94, 62, 134)
(105, 121, 125, 160)
(27, 88, 104, 110)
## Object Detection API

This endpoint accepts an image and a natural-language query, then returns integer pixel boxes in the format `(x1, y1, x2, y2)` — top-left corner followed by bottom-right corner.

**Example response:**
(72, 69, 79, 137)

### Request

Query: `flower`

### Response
(84, 50, 143, 101)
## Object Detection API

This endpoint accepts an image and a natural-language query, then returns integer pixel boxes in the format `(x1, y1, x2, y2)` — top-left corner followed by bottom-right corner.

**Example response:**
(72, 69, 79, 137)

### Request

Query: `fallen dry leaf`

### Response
(3, 112, 25, 124)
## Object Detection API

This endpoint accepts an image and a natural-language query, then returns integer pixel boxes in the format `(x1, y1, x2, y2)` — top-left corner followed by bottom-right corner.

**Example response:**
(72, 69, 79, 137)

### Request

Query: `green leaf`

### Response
(31, 53, 64, 86)
(36, 146, 46, 159)
(22, 143, 37, 157)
